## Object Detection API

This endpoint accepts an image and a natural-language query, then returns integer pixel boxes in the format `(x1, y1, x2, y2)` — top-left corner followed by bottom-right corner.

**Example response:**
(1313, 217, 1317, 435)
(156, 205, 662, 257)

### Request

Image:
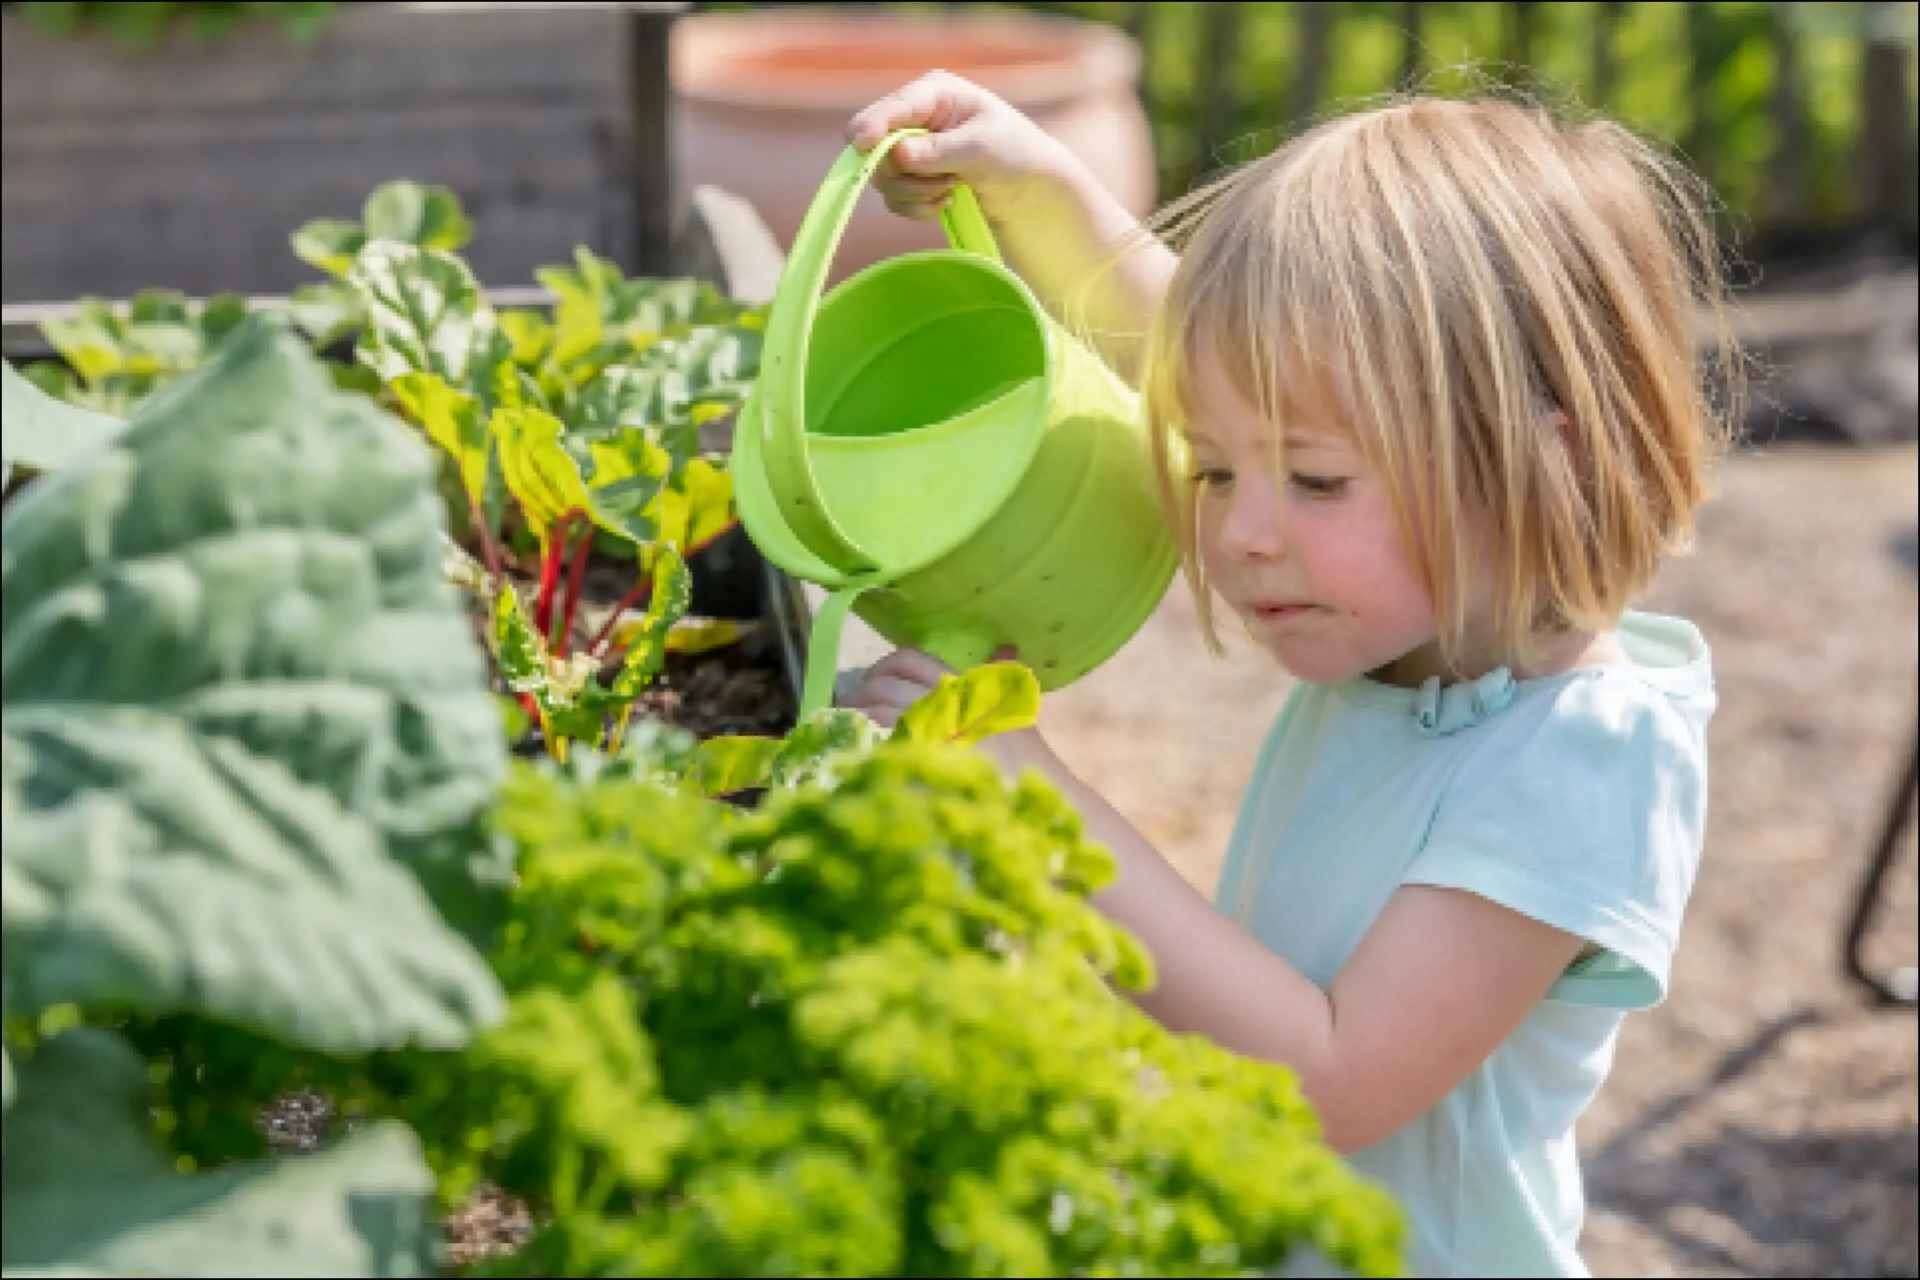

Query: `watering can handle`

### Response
(758, 129, 1005, 577)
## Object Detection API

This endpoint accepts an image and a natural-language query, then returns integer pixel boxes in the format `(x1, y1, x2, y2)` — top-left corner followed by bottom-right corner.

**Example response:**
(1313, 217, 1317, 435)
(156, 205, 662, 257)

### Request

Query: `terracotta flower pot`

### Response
(672, 7, 1155, 284)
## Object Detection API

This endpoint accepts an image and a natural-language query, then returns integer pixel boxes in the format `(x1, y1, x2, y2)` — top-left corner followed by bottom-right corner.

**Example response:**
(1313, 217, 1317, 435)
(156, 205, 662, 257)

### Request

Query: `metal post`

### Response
(1845, 706, 1920, 1008)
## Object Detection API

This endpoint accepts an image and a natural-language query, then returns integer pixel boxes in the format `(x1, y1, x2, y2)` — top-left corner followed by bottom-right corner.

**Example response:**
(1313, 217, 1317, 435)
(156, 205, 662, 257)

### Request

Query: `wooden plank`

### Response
(0, 4, 630, 121)
(2, 105, 624, 300)
(0, 3, 689, 304)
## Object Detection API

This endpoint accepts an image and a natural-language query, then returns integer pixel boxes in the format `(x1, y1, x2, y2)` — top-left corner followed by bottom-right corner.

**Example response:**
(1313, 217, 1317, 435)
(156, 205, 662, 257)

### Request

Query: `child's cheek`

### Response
(1306, 500, 1438, 643)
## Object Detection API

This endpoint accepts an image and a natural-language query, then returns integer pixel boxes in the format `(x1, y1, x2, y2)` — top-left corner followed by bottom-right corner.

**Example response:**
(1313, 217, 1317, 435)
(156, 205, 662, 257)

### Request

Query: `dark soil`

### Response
(630, 623, 794, 740)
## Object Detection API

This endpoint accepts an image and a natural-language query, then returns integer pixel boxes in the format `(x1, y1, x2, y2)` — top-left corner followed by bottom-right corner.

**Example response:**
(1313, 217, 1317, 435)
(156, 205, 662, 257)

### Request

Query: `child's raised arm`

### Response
(847, 73, 1176, 382)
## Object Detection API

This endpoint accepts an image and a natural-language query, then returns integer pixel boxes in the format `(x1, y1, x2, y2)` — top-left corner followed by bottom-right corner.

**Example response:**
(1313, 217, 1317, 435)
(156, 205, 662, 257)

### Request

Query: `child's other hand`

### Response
(838, 645, 1066, 782)
(836, 646, 950, 731)
(845, 71, 1079, 224)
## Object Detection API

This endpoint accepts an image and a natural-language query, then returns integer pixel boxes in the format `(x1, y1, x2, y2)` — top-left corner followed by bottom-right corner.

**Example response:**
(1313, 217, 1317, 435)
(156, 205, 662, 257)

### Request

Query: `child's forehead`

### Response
(1185, 323, 1359, 442)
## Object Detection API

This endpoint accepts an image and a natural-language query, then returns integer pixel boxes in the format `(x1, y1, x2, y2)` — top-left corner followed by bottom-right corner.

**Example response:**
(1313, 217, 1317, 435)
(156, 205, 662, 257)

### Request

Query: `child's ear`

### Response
(1542, 404, 1593, 496)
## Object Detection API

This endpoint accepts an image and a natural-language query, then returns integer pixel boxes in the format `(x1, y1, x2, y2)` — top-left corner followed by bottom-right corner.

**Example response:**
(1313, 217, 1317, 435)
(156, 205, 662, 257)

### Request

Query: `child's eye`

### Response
(1289, 472, 1349, 498)
(1189, 467, 1234, 492)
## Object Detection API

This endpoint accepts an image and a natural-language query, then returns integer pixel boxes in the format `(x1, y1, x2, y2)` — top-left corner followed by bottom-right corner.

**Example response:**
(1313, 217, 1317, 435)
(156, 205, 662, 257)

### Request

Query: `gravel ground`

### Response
(1041, 442, 1919, 1279)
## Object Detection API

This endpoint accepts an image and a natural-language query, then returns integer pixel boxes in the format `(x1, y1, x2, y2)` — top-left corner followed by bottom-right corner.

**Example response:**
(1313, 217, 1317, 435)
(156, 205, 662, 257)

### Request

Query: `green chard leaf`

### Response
(604, 719, 702, 787)
(361, 181, 473, 254)
(287, 280, 366, 348)
(494, 400, 667, 549)
(893, 662, 1043, 748)
(768, 708, 883, 791)
(1, 315, 506, 1053)
(490, 582, 548, 696)
(583, 427, 670, 545)
(349, 241, 511, 396)
(293, 182, 468, 282)
(692, 735, 780, 797)
(499, 308, 555, 368)
(488, 580, 614, 750)
(290, 218, 368, 279)
(652, 458, 735, 560)
(609, 548, 691, 700)
(0, 1027, 439, 1277)
(390, 370, 488, 510)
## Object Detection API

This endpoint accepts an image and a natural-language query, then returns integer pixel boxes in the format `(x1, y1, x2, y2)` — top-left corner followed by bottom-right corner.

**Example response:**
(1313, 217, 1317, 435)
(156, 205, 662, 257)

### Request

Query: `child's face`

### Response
(1185, 343, 1442, 686)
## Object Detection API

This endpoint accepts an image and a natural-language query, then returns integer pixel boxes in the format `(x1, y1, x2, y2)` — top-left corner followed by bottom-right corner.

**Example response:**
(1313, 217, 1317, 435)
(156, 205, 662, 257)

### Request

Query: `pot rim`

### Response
(672, 7, 1141, 113)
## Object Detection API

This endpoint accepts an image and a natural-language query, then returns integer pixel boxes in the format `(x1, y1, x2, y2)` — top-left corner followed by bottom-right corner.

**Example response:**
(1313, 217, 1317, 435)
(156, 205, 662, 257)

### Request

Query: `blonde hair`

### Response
(1133, 91, 1743, 673)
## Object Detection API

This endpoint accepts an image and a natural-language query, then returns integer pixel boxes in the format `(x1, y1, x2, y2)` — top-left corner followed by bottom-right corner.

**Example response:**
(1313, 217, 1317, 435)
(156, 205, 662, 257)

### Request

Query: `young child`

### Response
(840, 74, 1737, 1278)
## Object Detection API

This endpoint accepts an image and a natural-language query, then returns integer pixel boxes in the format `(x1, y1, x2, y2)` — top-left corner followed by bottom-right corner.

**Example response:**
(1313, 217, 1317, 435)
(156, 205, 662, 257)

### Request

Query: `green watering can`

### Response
(733, 129, 1177, 719)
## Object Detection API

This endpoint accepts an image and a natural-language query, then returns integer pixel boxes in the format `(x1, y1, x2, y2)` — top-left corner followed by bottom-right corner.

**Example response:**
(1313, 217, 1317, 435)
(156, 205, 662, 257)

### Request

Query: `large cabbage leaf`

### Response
(0, 316, 506, 1054)
(1, 360, 124, 483)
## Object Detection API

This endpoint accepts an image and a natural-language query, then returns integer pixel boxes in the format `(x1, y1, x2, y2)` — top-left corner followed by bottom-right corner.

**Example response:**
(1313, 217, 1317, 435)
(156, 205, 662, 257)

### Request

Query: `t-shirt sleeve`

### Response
(1402, 673, 1708, 1010)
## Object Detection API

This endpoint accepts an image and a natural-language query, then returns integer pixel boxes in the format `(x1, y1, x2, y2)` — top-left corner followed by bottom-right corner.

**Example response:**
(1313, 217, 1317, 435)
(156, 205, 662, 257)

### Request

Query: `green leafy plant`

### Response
(311, 187, 765, 760)
(288, 180, 478, 350)
(585, 661, 1039, 803)
(1, 314, 509, 1272)
(318, 745, 1405, 1276)
(19, 1, 336, 49)
(21, 288, 252, 416)
(1, 310, 1403, 1280)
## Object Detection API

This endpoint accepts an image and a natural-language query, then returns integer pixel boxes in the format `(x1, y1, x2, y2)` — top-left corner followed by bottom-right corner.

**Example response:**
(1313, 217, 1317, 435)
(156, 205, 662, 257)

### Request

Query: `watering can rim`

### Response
(735, 369, 1051, 591)
(751, 128, 1052, 579)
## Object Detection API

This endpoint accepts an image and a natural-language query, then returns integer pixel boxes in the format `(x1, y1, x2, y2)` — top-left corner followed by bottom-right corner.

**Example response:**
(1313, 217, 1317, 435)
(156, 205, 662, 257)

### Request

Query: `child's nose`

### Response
(1223, 487, 1287, 561)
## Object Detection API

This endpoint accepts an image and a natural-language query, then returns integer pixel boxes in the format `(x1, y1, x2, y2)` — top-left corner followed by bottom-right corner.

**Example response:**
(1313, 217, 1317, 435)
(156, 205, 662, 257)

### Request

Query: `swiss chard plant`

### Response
(317, 188, 764, 761)
(1, 316, 509, 1273)
(22, 180, 770, 762)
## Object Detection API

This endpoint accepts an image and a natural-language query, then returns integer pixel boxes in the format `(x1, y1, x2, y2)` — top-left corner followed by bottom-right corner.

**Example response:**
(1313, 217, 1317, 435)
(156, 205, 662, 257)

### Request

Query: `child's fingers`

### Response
(845, 70, 974, 151)
(881, 195, 952, 222)
(839, 674, 927, 721)
(887, 123, 991, 179)
(872, 172, 956, 203)
(868, 647, 954, 687)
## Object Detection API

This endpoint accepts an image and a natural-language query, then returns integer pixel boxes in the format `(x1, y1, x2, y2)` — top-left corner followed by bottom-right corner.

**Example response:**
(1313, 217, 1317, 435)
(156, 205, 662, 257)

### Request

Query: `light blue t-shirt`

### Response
(1215, 611, 1714, 1278)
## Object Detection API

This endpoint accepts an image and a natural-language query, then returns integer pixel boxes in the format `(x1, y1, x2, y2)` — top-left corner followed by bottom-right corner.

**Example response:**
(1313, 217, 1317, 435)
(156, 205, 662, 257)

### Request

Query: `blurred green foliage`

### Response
(18, 1, 335, 48)
(831, 0, 1918, 236)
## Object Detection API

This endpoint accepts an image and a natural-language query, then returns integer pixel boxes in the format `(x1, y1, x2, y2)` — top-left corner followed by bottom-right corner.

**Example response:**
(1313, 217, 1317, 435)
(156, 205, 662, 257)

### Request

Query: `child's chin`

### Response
(1265, 640, 1369, 687)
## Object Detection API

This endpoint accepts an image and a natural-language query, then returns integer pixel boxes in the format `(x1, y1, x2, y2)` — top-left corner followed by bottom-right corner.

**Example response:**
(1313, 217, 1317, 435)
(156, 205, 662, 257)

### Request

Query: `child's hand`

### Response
(838, 646, 1067, 781)
(845, 71, 1081, 225)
